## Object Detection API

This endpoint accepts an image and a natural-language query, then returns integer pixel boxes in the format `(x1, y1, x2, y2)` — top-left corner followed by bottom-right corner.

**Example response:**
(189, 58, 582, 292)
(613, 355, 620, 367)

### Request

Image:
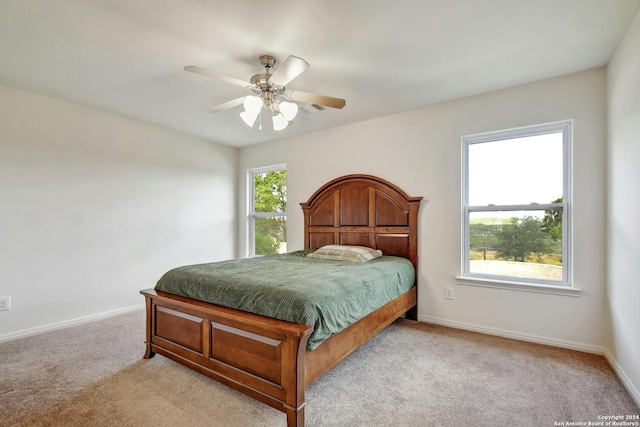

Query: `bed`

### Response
(140, 174, 422, 427)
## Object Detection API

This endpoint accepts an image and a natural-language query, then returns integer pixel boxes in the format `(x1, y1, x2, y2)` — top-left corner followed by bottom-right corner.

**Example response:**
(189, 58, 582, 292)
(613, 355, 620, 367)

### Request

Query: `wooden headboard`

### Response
(300, 174, 423, 268)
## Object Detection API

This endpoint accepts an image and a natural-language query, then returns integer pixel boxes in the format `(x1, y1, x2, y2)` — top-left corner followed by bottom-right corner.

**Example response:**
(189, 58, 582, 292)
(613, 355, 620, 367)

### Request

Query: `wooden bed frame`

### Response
(140, 174, 422, 427)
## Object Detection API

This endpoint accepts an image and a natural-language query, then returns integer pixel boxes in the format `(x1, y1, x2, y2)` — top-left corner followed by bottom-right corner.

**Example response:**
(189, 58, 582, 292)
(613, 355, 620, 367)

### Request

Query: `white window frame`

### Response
(456, 121, 580, 296)
(247, 164, 287, 258)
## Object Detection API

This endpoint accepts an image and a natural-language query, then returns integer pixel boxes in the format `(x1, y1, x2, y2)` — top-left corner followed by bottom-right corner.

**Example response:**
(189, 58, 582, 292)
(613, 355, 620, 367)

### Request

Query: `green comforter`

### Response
(154, 251, 415, 350)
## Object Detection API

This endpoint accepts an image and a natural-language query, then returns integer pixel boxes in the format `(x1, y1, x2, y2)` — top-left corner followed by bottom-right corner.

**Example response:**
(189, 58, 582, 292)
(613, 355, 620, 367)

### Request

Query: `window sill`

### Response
(454, 276, 582, 297)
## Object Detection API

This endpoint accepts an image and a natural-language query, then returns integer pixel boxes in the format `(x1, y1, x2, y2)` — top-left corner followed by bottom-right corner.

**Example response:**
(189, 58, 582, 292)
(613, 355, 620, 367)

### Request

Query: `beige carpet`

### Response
(1, 310, 637, 426)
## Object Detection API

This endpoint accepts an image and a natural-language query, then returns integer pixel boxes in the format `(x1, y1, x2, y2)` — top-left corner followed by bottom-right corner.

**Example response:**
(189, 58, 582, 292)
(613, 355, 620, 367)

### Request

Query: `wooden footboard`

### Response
(141, 286, 417, 427)
(141, 289, 312, 426)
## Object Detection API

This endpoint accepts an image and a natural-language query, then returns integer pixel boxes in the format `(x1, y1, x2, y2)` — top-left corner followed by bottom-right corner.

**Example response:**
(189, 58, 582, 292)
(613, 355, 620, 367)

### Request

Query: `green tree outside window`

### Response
(253, 170, 287, 256)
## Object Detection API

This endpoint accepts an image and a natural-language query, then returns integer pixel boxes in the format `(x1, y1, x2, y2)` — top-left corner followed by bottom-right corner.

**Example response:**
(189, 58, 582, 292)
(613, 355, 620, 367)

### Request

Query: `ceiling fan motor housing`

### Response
(250, 55, 286, 106)
(250, 73, 272, 86)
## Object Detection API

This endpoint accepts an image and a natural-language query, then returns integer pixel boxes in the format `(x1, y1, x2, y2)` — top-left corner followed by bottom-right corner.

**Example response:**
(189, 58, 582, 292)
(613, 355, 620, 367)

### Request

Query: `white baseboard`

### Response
(419, 315, 640, 407)
(603, 349, 640, 408)
(419, 315, 604, 354)
(0, 304, 145, 343)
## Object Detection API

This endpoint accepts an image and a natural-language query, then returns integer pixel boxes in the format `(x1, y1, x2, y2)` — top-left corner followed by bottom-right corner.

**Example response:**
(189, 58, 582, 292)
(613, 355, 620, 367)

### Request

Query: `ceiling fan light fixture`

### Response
(272, 113, 288, 131)
(243, 95, 263, 115)
(279, 101, 298, 121)
(239, 95, 263, 127)
(240, 110, 259, 127)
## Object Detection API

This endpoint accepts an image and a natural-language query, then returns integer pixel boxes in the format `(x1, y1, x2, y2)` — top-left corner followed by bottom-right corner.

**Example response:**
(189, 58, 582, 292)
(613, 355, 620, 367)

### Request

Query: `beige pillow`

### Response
(307, 245, 382, 262)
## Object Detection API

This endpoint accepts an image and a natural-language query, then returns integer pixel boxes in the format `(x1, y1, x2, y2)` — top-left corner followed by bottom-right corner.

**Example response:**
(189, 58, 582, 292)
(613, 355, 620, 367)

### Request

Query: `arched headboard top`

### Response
(300, 174, 423, 268)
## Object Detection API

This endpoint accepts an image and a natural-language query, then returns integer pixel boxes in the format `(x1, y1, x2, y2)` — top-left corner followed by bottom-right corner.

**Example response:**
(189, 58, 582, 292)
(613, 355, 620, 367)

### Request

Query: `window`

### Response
(248, 165, 287, 257)
(458, 121, 576, 294)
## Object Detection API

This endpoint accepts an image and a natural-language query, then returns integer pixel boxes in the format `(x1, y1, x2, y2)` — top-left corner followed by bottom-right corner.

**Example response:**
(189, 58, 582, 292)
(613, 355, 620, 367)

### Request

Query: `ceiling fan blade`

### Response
(269, 56, 310, 87)
(289, 91, 346, 109)
(205, 97, 245, 113)
(184, 65, 251, 88)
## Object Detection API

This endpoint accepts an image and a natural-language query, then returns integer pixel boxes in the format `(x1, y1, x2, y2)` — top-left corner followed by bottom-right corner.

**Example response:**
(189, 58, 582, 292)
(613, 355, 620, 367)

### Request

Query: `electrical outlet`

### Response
(0, 296, 10, 311)
(445, 287, 454, 300)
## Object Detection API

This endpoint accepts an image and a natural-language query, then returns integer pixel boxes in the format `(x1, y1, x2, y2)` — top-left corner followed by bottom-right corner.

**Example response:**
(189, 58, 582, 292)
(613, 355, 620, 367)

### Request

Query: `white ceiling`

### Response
(1, 0, 638, 147)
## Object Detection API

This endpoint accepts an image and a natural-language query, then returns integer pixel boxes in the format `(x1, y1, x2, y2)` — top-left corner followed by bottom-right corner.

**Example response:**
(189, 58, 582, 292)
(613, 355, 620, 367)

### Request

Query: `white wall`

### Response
(0, 83, 237, 339)
(606, 11, 640, 403)
(239, 68, 608, 351)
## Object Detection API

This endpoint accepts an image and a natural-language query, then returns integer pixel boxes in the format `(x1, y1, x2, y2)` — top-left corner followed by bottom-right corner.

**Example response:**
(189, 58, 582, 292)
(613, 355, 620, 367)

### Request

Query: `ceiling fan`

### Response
(185, 55, 346, 131)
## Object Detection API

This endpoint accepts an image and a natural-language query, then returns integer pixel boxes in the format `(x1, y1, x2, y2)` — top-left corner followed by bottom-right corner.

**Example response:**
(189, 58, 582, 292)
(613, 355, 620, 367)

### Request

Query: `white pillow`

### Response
(307, 245, 383, 262)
